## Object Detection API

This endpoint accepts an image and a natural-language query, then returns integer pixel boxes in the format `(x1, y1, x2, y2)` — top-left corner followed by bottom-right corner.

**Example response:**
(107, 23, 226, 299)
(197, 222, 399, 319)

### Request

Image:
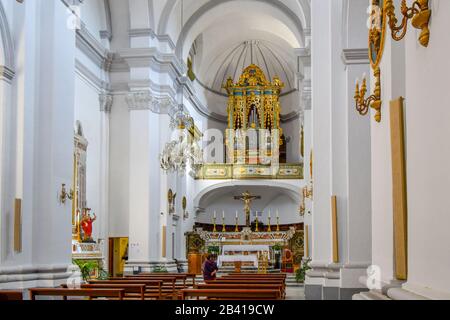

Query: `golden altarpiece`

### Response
(195, 64, 303, 180)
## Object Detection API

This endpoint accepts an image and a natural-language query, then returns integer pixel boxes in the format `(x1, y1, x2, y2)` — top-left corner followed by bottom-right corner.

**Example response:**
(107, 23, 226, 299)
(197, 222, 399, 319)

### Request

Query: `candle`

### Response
(236, 210, 238, 218)
(269, 209, 271, 218)
(276, 209, 279, 218)
(222, 211, 225, 219)
(214, 211, 217, 219)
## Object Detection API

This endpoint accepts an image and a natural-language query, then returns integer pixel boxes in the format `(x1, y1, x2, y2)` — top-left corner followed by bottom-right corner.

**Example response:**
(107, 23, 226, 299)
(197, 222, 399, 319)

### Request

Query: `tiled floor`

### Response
(285, 286, 306, 300)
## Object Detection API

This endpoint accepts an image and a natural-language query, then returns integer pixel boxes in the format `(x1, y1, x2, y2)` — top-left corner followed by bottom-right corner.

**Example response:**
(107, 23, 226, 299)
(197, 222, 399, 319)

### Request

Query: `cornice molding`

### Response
(128, 28, 176, 50)
(341, 48, 369, 66)
(76, 22, 113, 71)
(126, 90, 177, 114)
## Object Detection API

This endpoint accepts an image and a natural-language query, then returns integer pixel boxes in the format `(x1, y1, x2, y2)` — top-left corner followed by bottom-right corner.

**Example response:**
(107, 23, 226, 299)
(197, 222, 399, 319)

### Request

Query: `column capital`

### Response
(99, 93, 113, 113)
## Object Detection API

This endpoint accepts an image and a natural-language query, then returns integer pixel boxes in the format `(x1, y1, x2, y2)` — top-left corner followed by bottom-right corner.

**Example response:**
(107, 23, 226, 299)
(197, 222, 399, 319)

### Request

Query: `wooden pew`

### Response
(62, 284, 146, 300)
(0, 291, 23, 301)
(88, 280, 163, 300)
(125, 274, 188, 287)
(115, 276, 182, 299)
(195, 283, 284, 299)
(181, 289, 281, 300)
(137, 273, 197, 286)
(206, 279, 286, 297)
(226, 273, 287, 279)
(29, 288, 125, 300)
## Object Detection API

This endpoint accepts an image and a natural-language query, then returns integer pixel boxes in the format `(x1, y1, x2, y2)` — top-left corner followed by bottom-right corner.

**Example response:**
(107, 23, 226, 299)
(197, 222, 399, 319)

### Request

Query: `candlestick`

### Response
(222, 215, 226, 232)
(276, 216, 280, 232)
(213, 216, 217, 233)
(235, 217, 239, 232)
(268, 216, 272, 232)
(255, 216, 259, 232)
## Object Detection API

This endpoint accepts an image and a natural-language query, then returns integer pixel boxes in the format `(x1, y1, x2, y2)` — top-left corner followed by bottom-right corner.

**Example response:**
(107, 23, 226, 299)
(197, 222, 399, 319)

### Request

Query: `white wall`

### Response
(402, 0, 450, 297)
(74, 76, 102, 241)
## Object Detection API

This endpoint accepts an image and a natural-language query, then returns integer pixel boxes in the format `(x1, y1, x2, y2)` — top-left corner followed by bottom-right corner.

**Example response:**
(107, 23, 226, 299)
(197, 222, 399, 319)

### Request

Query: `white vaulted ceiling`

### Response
(198, 39, 296, 96)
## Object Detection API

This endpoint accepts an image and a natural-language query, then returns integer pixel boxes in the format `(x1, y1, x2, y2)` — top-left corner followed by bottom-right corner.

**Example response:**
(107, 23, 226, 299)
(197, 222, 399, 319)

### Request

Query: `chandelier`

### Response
(160, 113, 203, 175)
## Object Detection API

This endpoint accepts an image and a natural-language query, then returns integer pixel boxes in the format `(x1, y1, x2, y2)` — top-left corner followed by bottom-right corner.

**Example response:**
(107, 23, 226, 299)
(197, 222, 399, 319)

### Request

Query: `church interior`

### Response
(0, 0, 449, 301)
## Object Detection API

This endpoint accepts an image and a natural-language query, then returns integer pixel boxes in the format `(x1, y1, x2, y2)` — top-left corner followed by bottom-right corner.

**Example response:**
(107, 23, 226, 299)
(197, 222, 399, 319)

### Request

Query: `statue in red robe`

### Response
(81, 209, 96, 242)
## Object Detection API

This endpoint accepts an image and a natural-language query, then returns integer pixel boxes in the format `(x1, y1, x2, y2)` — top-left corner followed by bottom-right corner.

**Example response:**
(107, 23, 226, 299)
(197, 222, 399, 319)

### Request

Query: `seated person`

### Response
(203, 254, 219, 281)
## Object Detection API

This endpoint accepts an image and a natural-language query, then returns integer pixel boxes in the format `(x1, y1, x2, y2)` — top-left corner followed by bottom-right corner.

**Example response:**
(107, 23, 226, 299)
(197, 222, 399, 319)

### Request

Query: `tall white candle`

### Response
(222, 211, 225, 219)
(269, 209, 271, 218)
(214, 211, 217, 219)
(276, 209, 279, 218)
(236, 210, 238, 218)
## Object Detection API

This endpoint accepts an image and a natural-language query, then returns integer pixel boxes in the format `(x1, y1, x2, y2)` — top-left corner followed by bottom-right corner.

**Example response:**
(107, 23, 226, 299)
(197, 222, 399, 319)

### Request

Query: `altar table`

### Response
(222, 245, 270, 253)
(217, 255, 259, 268)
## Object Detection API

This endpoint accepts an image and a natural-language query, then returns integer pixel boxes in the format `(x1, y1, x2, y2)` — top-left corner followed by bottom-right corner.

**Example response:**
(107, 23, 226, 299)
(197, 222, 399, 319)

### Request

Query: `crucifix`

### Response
(234, 191, 261, 227)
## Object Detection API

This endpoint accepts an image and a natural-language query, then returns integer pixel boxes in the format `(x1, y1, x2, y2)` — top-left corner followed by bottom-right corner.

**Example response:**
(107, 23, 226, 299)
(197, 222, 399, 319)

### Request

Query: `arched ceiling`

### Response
(197, 185, 300, 210)
(198, 39, 296, 96)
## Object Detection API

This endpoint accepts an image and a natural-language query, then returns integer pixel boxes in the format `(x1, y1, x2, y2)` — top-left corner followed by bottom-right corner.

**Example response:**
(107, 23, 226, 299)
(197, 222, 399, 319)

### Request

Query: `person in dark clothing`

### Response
(203, 254, 219, 280)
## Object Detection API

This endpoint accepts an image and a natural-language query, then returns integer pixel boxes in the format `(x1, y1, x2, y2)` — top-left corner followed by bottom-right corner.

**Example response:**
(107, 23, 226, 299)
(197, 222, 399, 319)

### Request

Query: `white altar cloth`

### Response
(217, 255, 259, 268)
(222, 245, 270, 253)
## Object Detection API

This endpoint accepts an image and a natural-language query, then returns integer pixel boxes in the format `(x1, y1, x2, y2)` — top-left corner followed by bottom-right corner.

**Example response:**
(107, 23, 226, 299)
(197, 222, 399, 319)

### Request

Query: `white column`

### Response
(337, 0, 373, 299)
(99, 93, 113, 270)
(126, 107, 161, 273)
(30, 0, 76, 267)
(306, 0, 333, 299)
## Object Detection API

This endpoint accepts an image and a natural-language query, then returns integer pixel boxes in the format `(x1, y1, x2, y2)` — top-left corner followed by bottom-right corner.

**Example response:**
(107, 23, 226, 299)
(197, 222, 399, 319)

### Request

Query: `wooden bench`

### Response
(195, 283, 284, 299)
(137, 273, 197, 286)
(206, 279, 286, 297)
(62, 284, 146, 300)
(29, 288, 125, 300)
(180, 289, 281, 300)
(113, 276, 182, 298)
(0, 291, 23, 301)
(88, 280, 163, 299)
(125, 274, 189, 287)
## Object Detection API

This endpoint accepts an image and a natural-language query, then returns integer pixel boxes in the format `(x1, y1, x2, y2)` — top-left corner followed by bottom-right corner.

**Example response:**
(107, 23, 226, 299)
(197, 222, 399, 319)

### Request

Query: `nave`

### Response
(1, 0, 450, 302)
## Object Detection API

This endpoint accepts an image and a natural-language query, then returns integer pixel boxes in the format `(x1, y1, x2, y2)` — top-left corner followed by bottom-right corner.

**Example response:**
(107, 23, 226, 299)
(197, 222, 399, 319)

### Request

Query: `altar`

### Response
(218, 244, 270, 272)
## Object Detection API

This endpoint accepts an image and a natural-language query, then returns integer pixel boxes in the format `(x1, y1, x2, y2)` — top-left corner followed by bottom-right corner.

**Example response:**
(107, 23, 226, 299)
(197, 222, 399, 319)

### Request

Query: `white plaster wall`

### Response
(371, 28, 405, 285)
(74, 76, 102, 241)
(310, 0, 332, 265)
(80, 0, 107, 43)
(108, 95, 130, 237)
(403, 0, 450, 296)
(198, 193, 302, 226)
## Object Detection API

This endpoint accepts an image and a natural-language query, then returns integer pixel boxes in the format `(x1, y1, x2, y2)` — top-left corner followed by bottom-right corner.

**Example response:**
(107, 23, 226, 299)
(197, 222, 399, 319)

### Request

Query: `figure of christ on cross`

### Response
(234, 191, 261, 227)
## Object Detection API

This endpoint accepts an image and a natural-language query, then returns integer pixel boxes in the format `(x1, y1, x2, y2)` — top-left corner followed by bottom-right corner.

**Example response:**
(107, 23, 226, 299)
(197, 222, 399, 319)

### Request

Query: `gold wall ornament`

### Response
(369, 0, 387, 69)
(14, 199, 22, 253)
(390, 97, 408, 281)
(355, 67, 382, 122)
(168, 189, 176, 215)
(385, 0, 431, 47)
(331, 196, 339, 263)
(182, 196, 188, 219)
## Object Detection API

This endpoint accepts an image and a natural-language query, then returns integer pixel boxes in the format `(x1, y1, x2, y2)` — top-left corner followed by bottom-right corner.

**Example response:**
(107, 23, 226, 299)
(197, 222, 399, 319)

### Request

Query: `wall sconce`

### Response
(59, 184, 73, 204)
(355, 67, 382, 123)
(303, 184, 313, 201)
(386, 0, 431, 47)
